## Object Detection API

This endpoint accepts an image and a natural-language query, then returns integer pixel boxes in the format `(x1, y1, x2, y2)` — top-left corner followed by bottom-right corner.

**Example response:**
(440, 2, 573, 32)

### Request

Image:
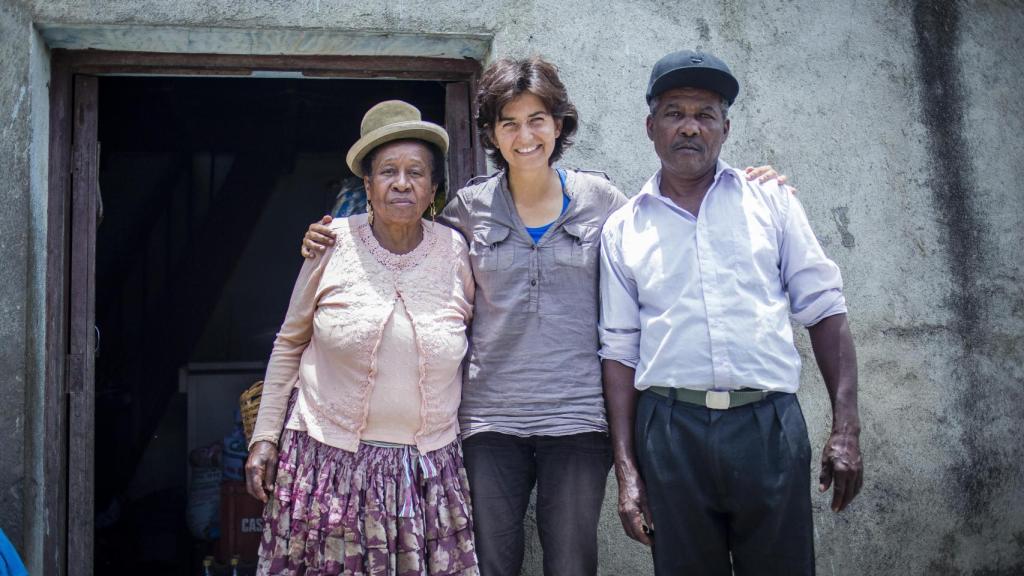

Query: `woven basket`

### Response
(239, 380, 264, 444)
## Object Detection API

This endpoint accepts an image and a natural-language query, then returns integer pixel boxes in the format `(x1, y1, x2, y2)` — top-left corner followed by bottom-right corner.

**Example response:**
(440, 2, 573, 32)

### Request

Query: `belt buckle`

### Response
(705, 390, 731, 410)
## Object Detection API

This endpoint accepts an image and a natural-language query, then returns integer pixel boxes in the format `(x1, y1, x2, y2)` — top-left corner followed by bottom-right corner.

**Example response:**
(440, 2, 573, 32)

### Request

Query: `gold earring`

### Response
(430, 202, 437, 221)
(367, 201, 374, 226)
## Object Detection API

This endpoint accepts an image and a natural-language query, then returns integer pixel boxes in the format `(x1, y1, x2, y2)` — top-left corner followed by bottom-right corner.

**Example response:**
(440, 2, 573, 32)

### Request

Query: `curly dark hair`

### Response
(475, 56, 579, 171)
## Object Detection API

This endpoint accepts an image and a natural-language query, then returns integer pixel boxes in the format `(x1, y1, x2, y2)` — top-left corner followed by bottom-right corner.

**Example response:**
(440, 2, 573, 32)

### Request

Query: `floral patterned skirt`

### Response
(257, 428, 479, 576)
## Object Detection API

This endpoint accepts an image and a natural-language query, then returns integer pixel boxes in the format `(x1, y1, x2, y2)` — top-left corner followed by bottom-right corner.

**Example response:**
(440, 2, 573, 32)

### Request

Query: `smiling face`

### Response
(491, 92, 563, 174)
(646, 87, 730, 180)
(362, 140, 438, 227)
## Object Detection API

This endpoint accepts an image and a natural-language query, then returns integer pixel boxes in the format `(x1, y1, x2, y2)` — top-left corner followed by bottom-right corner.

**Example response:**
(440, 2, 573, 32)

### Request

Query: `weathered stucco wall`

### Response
(1, 0, 1021, 573)
(0, 0, 31, 558)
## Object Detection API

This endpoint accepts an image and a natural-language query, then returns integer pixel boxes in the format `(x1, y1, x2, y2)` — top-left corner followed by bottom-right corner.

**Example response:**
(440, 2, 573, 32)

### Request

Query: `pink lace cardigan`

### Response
(249, 214, 474, 453)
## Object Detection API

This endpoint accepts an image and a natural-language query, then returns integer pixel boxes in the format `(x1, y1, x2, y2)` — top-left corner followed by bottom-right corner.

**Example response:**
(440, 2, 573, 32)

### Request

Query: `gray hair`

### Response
(648, 94, 730, 119)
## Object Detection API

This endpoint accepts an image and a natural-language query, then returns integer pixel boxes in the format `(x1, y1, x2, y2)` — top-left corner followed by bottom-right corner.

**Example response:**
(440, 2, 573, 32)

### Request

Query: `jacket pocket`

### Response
(554, 222, 598, 268)
(470, 224, 515, 272)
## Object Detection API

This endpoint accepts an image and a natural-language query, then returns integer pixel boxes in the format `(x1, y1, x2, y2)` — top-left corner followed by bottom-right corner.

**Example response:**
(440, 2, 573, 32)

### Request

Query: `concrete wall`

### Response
(1, 0, 1021, 573)
(0, 0, 31, 559)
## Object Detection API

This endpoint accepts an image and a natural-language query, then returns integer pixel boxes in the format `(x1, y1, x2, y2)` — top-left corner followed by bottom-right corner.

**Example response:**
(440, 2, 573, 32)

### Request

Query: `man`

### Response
(599, 49, 863, 576)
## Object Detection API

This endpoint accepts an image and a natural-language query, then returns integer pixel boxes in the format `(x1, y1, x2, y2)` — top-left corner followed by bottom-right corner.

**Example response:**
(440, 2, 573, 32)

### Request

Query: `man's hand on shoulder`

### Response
(301, 214, 336, 258)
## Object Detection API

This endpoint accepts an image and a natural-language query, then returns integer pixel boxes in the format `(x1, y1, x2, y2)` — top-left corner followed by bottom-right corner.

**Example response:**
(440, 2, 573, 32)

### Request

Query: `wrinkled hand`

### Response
(301, 214, 337, 259)
(617, 468, 654, 546)
(819, 429, 863, 512)
(745, 165, 798, 195)
(245, 441, 279, 503)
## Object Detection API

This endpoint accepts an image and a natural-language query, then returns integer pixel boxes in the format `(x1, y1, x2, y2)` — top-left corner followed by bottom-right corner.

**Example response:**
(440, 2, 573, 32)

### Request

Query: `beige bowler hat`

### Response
(346, 100, 450, 177)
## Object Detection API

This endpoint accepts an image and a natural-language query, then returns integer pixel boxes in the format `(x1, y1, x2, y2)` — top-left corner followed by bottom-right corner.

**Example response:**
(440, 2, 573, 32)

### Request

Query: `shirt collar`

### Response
(638, 159, 741, 205)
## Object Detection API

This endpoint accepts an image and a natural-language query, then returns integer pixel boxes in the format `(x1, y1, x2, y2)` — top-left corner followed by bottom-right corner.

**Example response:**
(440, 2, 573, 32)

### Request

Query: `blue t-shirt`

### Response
(525, 169, 569, 244)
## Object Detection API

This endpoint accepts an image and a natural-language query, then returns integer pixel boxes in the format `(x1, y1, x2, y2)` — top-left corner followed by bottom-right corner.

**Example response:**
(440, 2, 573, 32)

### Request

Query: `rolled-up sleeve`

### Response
(780, 195, 848, 327)
(598, 217, 641, 367)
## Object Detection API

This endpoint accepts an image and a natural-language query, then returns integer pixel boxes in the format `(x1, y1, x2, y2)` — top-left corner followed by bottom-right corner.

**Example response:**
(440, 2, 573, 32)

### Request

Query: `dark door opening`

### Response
(91, 75, 449, 575)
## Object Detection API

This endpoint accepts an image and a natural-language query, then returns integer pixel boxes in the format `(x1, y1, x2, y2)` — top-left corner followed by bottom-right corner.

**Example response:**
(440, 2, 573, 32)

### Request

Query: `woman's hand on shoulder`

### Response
(301, 214, 337, 259)
(245, 440, 279, 503)
(745, 165, 798, 195)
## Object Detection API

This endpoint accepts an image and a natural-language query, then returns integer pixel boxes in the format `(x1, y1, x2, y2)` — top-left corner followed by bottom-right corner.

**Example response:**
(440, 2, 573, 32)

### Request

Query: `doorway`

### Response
(46, 51, 484, 576)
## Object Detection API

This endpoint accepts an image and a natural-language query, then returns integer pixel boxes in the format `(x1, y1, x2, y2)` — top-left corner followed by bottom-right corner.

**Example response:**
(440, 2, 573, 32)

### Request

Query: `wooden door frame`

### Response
(44, 49, 486, 576)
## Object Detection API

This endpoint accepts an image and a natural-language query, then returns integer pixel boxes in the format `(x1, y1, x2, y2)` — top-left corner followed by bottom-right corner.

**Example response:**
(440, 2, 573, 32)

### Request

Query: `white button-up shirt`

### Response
(598, 161, 847, 393)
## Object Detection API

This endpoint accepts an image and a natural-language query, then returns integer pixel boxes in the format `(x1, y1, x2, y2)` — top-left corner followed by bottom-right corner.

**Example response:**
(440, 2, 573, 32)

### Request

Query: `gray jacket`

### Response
(439, 169, 627, 437)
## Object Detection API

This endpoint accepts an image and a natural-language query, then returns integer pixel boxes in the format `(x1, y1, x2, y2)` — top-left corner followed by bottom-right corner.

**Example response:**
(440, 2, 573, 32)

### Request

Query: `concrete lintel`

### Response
(37, 23, 492, 61)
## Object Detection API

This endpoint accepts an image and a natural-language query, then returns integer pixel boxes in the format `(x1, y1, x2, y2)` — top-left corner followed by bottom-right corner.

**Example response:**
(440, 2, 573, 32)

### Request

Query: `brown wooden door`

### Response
(67, 74, 99, 576)
(445, 81, 484, 194)
(48, 57, 484, 574)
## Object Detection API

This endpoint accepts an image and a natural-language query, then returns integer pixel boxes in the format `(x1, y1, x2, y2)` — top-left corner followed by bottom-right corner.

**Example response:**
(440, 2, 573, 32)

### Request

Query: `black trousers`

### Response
(636, 390, 816, 576)
(462, 432, 612, 576)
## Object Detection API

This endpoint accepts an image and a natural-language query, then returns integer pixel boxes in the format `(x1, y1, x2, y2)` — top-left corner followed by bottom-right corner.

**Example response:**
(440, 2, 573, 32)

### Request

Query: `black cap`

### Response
(646, 49, 739, 105)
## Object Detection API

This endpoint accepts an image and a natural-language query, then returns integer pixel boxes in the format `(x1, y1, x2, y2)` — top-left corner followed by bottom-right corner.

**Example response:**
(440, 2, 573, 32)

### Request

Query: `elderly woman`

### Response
(245, 100, 479, 575)
(301, 58, 786, 576)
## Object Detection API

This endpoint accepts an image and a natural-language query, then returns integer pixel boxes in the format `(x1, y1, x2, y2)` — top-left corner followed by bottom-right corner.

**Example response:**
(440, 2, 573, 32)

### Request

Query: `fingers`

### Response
(264, 456, 279, 496)
(619, 508, 653, 547)
(833, 462, 865, 512)
(618, 489, 653, 547)
(820, 433, 864, 512)
(819, 453, 833, 494)
(245, 443, 278, 503)
(745, 165, 788, 184)
(634, 518, 652, 547)
(245, 460, 267, 503)
(616, 470, 653, 546)
(301, 215, 337, 259)
(301, 238, 319, 259)
(307, 230, 336, 247)
(301, 228, 335, 259)
(831, 466, 848, 512)
(310, 223, 334, 235)
(745, 165, 769, 180)
(641, 498, 655, 533)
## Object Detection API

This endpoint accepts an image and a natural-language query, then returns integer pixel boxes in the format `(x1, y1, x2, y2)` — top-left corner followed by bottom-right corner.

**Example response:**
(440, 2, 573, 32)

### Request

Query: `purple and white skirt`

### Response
(257, 427, 479, 576)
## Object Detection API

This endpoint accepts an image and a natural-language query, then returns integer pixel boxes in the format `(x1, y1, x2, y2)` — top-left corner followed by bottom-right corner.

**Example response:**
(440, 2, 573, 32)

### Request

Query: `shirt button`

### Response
(531, 279, 537, 286)
(532, 245, 538, 251)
